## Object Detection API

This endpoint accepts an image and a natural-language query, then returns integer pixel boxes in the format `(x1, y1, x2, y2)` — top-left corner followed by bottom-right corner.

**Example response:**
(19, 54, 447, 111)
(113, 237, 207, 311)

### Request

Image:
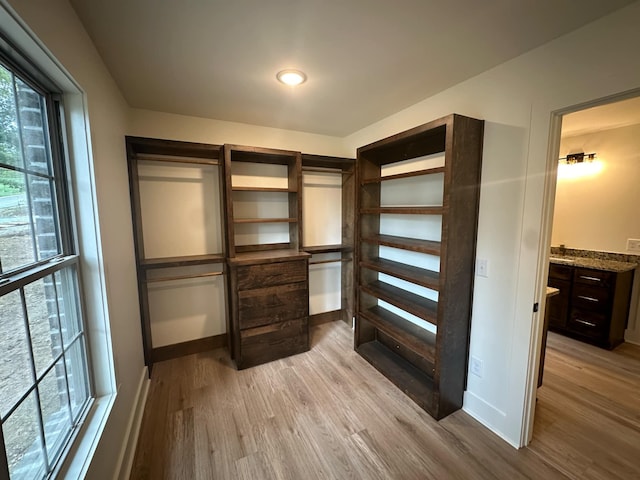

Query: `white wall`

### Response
(129, 108, 349, 157)
(344, 1, 640, 446)
(3, 0, 146, 477)
(553, 123, 640, 252)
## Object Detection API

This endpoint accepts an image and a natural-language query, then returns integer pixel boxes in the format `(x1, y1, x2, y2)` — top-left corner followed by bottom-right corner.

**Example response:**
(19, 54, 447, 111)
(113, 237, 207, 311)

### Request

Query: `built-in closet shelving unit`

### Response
(126, 137, 225, 372)
(301, 154, 356, 325)
(223, 145, 311, 369)
(354, 114, 484, 420)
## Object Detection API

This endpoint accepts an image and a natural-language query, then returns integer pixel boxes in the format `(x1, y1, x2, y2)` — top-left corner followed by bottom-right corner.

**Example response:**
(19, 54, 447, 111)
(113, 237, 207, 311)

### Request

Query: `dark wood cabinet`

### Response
(223, 145, 311, 369)
(548, 262, 634, 349)
(228, 251, 310, 369)
(354, 114, 484, 420)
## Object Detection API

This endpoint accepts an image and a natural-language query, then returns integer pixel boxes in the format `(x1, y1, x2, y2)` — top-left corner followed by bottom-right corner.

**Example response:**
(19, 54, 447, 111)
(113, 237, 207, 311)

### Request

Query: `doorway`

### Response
(526, 93, 640, 476)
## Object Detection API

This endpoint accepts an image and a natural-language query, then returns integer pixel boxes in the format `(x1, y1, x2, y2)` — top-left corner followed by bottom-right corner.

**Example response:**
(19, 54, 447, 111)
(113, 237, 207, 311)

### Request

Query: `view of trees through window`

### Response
(0, 58, 92, 480)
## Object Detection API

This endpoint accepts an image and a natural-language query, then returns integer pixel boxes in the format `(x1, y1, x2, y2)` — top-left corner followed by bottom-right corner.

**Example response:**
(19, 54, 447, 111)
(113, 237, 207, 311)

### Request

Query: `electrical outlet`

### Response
(476, 258, 488, 278)
(627, 238, 640, 253)
(470, 356, 483, 378)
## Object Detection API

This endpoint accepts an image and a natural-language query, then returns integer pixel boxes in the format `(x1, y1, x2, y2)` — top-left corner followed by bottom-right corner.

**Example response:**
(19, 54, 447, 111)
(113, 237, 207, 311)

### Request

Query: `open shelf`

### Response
(303, 244, 353, 254)
(362, 234, 441, 255)
(360, 306, 436, 364)
(356, 341, 435, 412)
(360, 257, 439, 290)
(360, 280, 437, 324)
(234, 218, 297, 224)
(361, 166, 446, 184)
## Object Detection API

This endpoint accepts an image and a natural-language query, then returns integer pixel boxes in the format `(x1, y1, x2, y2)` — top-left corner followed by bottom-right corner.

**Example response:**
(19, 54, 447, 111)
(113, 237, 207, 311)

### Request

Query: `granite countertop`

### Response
(549, 255, 638, 273)
(546, 286, 560, 297)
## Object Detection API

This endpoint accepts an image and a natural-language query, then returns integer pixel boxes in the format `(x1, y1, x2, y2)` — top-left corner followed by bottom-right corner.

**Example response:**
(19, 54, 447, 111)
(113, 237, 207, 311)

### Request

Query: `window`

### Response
(0, 44, 92, 479)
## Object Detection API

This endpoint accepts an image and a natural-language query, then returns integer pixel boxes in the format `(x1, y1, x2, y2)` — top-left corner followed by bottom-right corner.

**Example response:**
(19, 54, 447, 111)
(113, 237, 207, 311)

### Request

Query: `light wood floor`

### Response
(529, 331, 640, 480)
(130, 322, 640, 479)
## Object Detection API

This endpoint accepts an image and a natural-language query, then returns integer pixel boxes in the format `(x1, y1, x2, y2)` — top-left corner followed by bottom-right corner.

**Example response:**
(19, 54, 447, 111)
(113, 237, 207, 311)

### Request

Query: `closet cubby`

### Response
(354, 114, 484, 420)
(126, 137, 226, 371)
(301, 154, 356, 325)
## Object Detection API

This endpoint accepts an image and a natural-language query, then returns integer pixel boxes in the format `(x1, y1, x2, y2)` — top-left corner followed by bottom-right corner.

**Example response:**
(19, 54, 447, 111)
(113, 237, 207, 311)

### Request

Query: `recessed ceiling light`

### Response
(276, 69, 307, 86)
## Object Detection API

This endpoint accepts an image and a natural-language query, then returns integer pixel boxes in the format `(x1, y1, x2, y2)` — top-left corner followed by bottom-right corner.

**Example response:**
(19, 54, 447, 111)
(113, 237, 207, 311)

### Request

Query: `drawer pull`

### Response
(577, 295, 599, 303)
(575, 318, 597, 328)
(579, 275, 601, 282)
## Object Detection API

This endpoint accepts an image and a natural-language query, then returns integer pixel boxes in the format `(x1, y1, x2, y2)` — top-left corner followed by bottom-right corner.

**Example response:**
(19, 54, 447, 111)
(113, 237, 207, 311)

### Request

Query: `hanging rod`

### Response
(308, 258, 353, 266)
(146, 271, 224, 283)
(302, 166, 348, 173)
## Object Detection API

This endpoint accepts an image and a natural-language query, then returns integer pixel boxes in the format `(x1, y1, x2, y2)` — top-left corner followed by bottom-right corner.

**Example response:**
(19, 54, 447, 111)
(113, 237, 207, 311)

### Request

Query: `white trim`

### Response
(56, 393, 116, 479)
(116, 368, 150, 480)
(462, 391, 519, 448)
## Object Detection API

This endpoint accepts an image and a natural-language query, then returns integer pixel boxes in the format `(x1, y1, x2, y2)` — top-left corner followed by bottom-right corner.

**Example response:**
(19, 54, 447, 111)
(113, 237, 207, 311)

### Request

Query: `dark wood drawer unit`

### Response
(548, 263, 634, 349)
(228, 252, 311, 369)
(238, 282, 309, 329)
(236, 259, 307, 289)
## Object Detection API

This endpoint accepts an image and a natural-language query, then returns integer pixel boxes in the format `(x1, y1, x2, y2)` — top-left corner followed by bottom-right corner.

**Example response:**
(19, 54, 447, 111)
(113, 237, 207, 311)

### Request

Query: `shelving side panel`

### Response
(435, 115, 484, 417)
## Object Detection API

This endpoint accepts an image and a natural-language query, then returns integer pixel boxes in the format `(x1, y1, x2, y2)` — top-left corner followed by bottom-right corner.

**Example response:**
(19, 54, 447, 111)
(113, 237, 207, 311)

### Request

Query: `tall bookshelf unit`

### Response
(354, 114, 484, 420)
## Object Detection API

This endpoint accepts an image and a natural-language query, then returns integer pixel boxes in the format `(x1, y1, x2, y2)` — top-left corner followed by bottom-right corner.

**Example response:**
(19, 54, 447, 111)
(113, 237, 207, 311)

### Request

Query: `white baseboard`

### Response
(462, 390, 519, 448)
(116, 367, 150, 480)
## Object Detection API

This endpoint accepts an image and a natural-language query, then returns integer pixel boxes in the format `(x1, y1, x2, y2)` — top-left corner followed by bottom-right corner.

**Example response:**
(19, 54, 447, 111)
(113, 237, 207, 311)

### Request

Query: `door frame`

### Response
(521, 88, 640, 445)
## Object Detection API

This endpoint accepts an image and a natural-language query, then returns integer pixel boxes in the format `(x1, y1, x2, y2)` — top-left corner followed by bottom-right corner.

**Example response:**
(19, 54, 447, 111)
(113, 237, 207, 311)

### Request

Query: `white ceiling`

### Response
(562, 95, 640, 137)
(69, 0, 635, 137)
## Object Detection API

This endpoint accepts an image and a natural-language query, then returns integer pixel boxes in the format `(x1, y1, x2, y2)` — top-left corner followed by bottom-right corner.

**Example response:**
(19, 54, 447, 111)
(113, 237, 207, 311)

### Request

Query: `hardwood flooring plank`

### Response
(131, 322, 640, 480)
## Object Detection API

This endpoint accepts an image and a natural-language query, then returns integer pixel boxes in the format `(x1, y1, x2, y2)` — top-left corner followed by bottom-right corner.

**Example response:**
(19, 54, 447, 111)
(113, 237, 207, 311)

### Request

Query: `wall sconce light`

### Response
(558, 152, 597, 165)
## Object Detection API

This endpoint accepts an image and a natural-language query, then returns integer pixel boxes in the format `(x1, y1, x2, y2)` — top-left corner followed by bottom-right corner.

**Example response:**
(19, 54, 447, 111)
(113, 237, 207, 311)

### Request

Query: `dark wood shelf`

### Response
(360, 280, 437, 324)
(356, 341, 435, 414)
(361, 166, 446, 184)
(140, 254, 226, 269)
(303, 244, 353, 254)
(360, 306, 436, 364)
(234, 218, 298, 224)
(361, 206, 444, 215)
(362, 234, 441, 255)
(360, 257, 439, 290)
(231, 186, 295, 192)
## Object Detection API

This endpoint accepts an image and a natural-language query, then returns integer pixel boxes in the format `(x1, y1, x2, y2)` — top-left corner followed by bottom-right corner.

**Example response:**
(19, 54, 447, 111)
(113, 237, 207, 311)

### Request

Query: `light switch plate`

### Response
(476, 258, 488, 277)
(627, 238, 640, 252)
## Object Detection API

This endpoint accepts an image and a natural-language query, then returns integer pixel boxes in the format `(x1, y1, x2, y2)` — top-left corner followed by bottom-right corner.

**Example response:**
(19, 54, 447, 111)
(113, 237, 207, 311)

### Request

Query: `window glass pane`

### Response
(54, 267, 82, 346)
(27, 175, 59, 262)
(0, 290, 34, 419)
(24, 275, 62, 377)
(38, 358, 71, 462)
(15, 77, 50, 176)
(3, 392, 46, 480)
(65, 339, 90, 420)
(0, 166, 35, 272)
(0, 65, 23, 169)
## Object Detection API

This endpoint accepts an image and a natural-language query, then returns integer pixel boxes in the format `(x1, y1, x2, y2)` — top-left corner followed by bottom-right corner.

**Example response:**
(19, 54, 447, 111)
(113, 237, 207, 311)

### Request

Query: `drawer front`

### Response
(238, 318, 309, 369)
(572, 283, 611, 312)
(549, 263, 573, 281)
(238, 282, 309, 329)
(236, 259, 307, 290)
(567, 308, 608, 338)
(573, 268, 613, 288)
